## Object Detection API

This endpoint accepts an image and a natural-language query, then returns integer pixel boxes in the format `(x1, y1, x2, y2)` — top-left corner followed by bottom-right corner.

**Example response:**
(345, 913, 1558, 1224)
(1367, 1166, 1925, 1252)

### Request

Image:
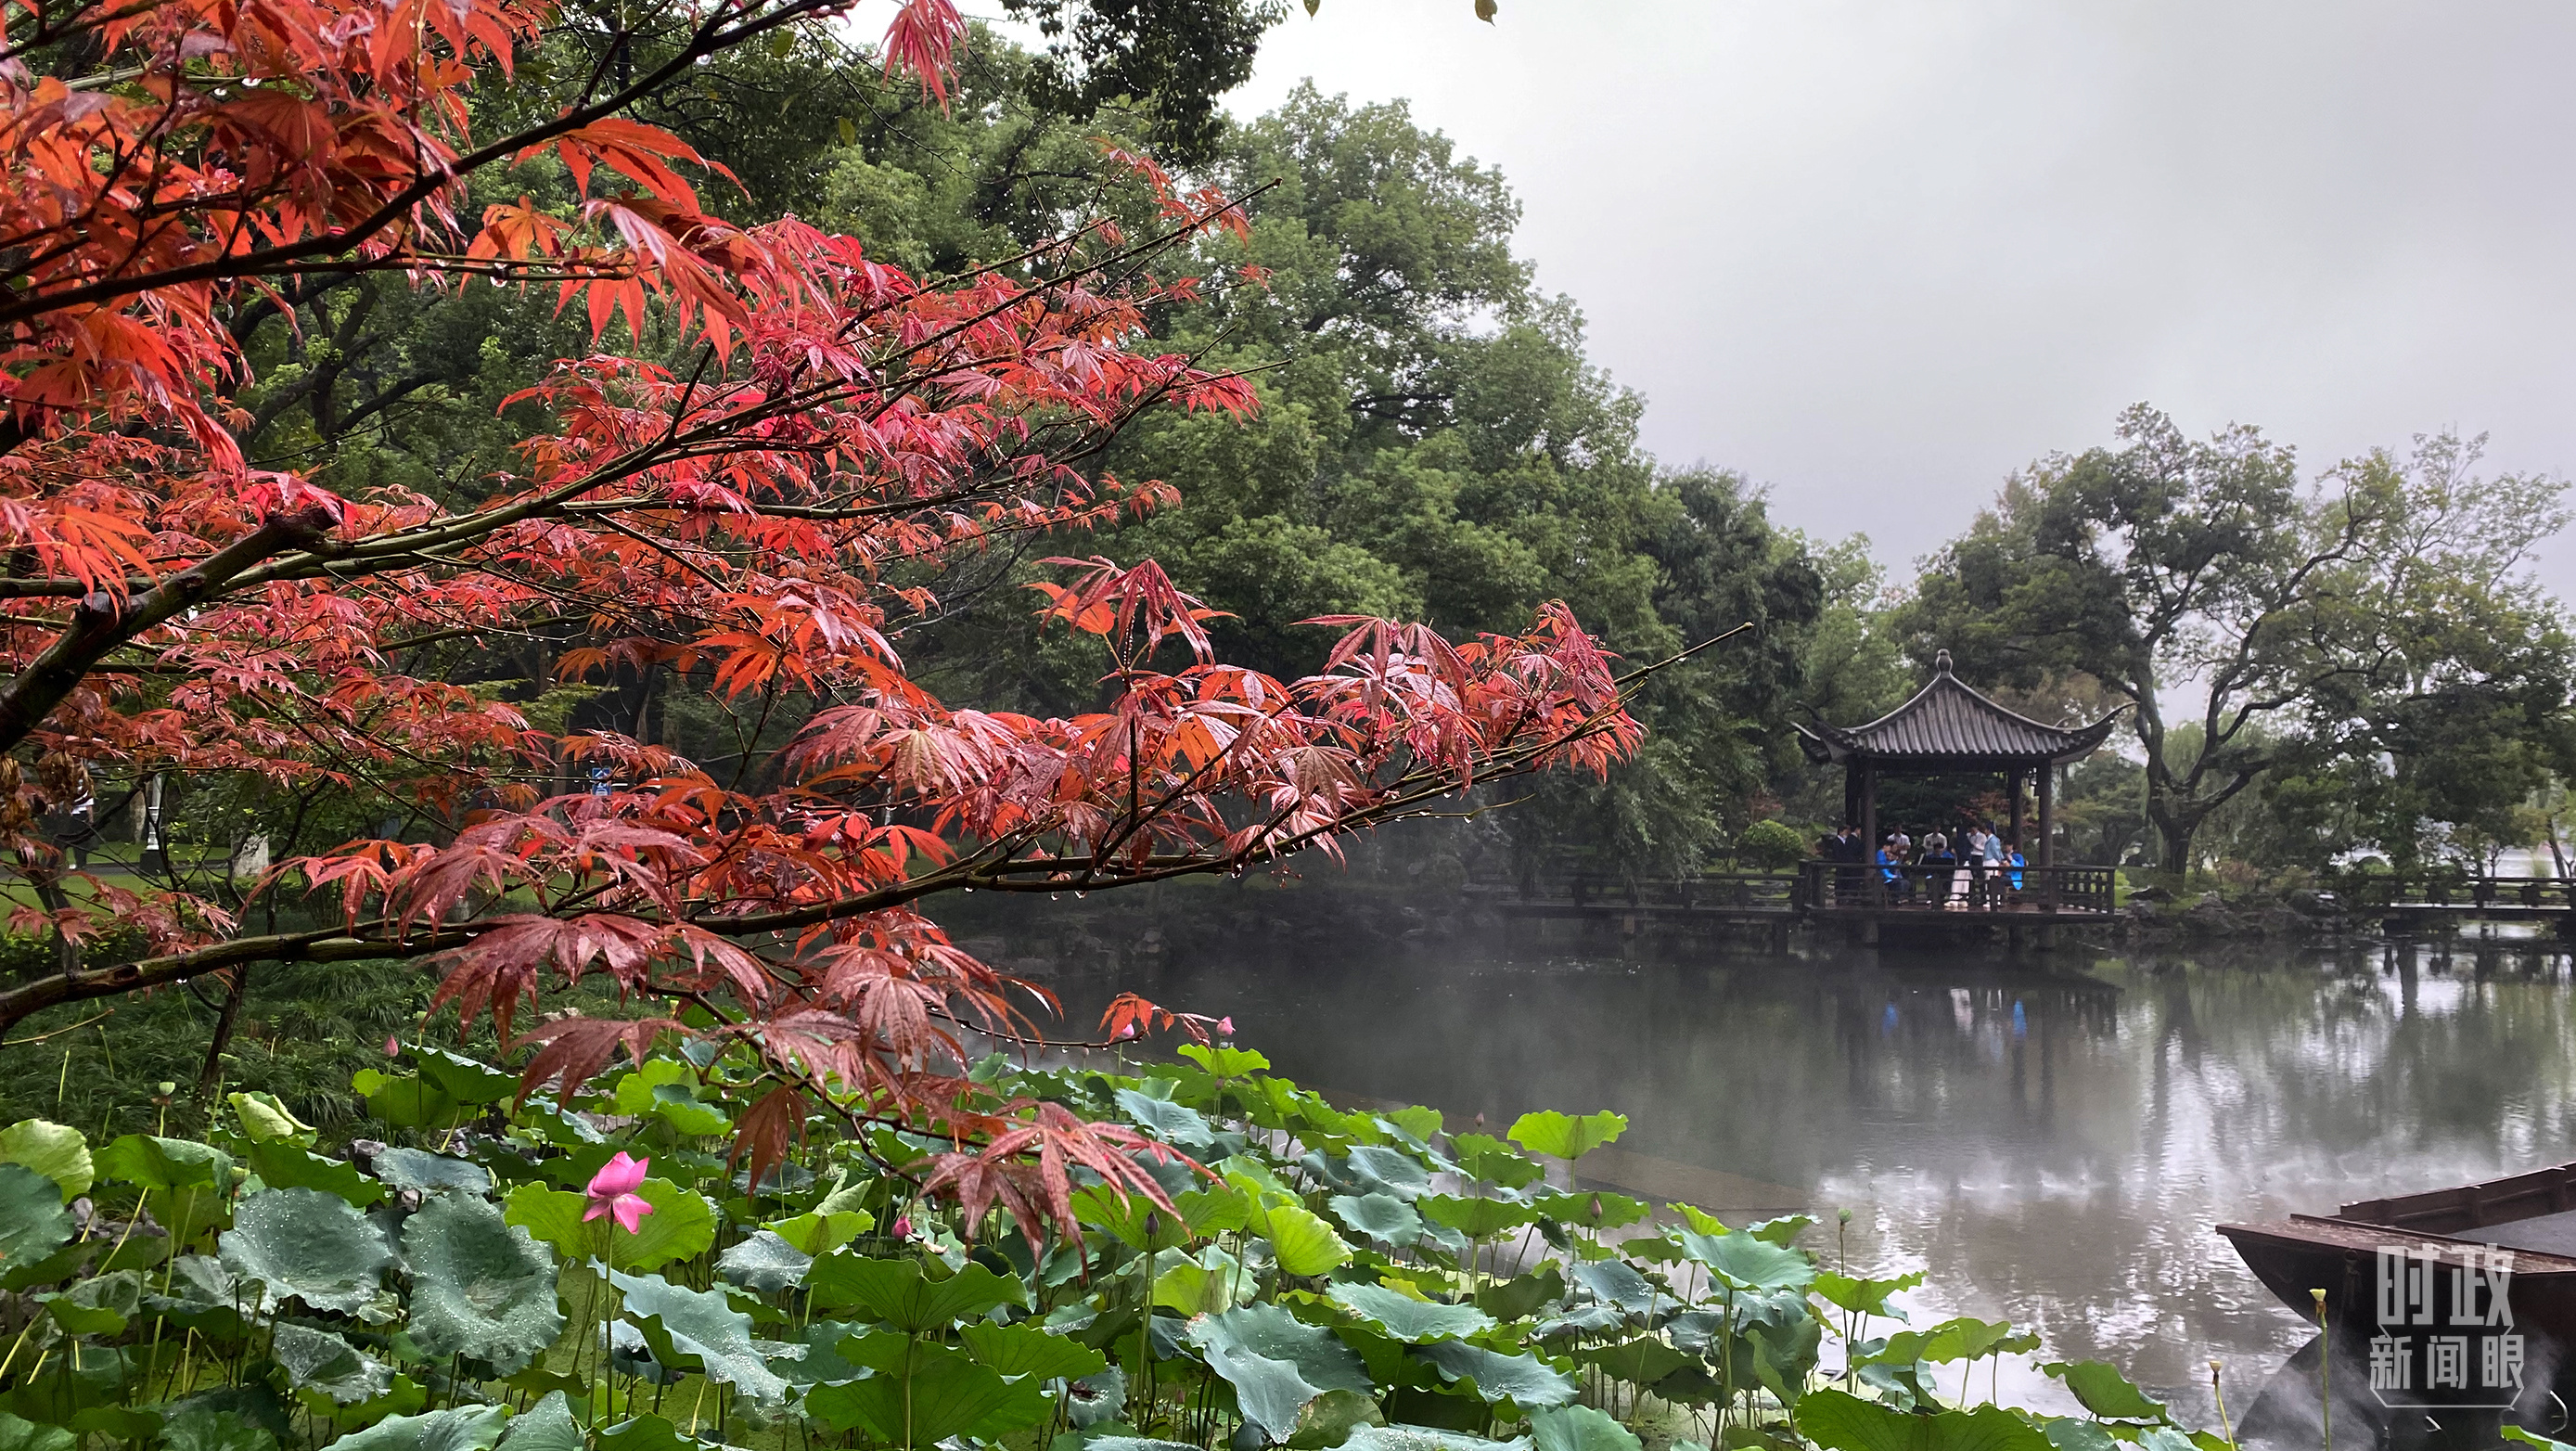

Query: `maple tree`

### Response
(0, 0, 1652, 1237)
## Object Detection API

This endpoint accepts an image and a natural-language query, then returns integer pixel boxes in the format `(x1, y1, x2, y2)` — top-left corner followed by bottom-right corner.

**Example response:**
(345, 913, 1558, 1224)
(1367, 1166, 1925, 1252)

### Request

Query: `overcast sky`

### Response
(1220, 0, 2576, 597)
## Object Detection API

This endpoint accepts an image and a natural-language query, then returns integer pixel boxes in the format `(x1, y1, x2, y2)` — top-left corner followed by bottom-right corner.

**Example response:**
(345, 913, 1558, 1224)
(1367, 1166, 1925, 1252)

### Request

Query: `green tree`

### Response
(1899, 406, 2576, 874)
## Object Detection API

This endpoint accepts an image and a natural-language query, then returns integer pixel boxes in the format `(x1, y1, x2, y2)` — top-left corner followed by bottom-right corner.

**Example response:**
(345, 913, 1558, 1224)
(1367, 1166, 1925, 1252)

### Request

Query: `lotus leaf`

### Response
(1327, 1283, 1493, 1343)
(714, 1229, 812, 1293)
(494, 1394, 581, 1451)
(503, 1178, 712, 1272)
(958, 1319, 1110, 1380)
(1154, 1243, 1254, 1316)
(0, 1164, 72, 1278)
(1532, 1192, 1648, 1231)
(1330, 1192, 1424, 1248)
(1446, 1136, 1545, 1192)
(1506, 1111, 1625, 1162)
(2043, 1419, 2123, 1451)
(272, 1323, 392, 1405)
(1186, 1304, 1371, 1440)
(219, 1188, 392, 1315)
(404, 1191, 563, 1376)
(605, 1319, 678, 1385)
(1813, 1269, 1925, 1319)
(1116, 1087, 1216, 1149)
(96, 1135, 235, 1239)
(414, 1048, 518, 1106)
(1473, 1265, 1564, 1322)
(1569, 1260, 1658, 1314)
(0, 1413, 74, 1451)
(775, 1320, 869, 1387)
(1178, 1045, 1271, 1077)
(803, 1252, 1020, 1329)
(1070, 1182, 1191, 1252)
(1530, 1305, 1626, 1342)
(1379, 1105, 1443, 1143)
(1797, 1389, 2053, 1451)
(1878, 1318, 2038, 1368)
(1675, 1230, 1811, 1293)
(2042, 1362, 2169, 1422)
(608, 1268, 791, 1406)
(44, 1268, 140, 1335)
(1249, 1199, 1352, 1277)
(1341, 1146, 1431, 1201)
(1064, 1368, 1127, 1428)
(764, 1210, 870, 1255)
(246, 1141, 383, 1208)
(226, 1092, 316, 1145)
(160, 1409, 280, 1451)
(1528, 1406, 1641, 1451)
(1417, 1195, 1534, 1240)
(1411, 1342, 1575, 1408)
(1572, 1339, 1696, 1390)
(1289, 1386, 1388, 1449)
(1745, 1213, 1817, 1246)
(802, 1343, 1047, 1445)
(374, 1149, 494, 1197)
(1179, 1181, 1253, 1237)
(0, 1120, 91, 1199)
(644, 1083, 729, 1136)
(332, 1404, 512, 1451)
(349, 1071, 468, 1131)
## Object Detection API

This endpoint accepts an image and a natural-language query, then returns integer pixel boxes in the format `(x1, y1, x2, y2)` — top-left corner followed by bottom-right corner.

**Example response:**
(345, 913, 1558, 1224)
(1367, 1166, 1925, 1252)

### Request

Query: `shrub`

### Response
(1735, 820, 1811, 872)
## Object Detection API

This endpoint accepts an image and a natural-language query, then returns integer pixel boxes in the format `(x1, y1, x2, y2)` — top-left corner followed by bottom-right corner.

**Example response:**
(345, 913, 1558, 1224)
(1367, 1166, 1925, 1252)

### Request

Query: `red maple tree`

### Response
(0, 0, 1647, 1234)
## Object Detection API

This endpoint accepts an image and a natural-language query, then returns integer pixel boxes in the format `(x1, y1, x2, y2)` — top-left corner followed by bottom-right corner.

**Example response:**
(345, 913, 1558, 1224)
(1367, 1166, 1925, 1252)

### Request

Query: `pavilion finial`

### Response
(1934, 648, 1953, 674)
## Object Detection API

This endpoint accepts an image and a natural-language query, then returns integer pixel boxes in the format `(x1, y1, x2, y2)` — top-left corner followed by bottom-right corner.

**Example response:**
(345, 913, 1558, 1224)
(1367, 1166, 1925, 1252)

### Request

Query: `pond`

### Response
(1027, 919, 2576, 1430)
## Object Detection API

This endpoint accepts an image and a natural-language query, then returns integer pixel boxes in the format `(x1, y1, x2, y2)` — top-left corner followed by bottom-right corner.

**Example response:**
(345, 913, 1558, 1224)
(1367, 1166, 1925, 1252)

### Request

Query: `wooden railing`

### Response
(2323, 872, 2576, 914)
(1795, 860, 2117, 916)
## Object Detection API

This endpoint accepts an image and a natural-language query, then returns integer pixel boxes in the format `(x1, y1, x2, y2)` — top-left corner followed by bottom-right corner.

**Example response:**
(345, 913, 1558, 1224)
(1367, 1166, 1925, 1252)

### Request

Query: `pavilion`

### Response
(1794, 649, 2123, 875)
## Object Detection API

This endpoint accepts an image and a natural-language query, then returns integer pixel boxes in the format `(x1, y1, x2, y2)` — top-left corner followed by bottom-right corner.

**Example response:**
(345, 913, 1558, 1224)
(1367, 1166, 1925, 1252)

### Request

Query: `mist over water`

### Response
(1030, 925, 2576, 1426)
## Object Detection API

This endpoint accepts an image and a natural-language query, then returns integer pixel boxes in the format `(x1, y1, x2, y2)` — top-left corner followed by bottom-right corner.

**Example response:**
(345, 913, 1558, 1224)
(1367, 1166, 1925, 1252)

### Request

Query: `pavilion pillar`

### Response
(2036, 762, 2055, 868)
(1858, 760, 1878, 904)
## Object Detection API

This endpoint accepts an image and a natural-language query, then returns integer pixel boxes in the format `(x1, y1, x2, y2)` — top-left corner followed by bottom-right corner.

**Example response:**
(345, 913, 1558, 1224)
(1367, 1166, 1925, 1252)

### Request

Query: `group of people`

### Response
(1814, 821, 2027, 907)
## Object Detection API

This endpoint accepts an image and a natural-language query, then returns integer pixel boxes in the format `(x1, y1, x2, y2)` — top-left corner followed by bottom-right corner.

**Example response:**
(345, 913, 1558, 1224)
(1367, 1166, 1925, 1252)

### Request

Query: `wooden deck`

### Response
(1460, 861, 2119, 930)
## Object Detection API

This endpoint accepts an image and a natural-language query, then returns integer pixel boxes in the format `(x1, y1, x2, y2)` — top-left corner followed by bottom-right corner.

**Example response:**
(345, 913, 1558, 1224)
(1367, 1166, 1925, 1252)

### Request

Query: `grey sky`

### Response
(1225, 1, 2576, 596)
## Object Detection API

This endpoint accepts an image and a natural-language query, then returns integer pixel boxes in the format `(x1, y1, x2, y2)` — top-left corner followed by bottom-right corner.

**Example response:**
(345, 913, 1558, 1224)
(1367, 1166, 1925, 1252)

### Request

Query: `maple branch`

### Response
(0, 0, 851, 330)
(0, 506, 339, 754)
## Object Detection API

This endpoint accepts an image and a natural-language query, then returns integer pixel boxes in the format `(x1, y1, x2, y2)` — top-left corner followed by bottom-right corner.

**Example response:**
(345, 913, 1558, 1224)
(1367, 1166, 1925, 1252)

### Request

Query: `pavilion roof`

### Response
(1795, 650, 2123, 767)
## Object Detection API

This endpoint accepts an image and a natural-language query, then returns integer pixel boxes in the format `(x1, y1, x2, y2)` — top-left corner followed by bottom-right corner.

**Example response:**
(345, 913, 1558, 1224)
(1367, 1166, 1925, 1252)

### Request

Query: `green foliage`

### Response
(1734, 820, 1811, 872)
(0, 1040, 2204, 1451)
(1898, 409, 2576, 874)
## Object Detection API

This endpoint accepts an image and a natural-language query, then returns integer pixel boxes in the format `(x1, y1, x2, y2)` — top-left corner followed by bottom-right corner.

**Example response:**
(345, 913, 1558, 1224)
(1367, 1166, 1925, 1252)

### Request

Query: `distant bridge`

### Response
(1463, 866, 2576, 939)
(2327, 873, 2576, 934)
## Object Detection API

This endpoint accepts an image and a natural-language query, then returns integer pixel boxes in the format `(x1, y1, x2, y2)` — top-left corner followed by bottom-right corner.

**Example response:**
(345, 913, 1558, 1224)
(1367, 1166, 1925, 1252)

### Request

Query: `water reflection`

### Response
(1034, 930, 2576, 1427)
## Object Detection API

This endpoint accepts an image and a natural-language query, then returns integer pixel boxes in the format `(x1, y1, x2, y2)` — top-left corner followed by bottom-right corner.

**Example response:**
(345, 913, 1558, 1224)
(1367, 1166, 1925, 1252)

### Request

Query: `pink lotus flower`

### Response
(1216, 1017, 1234, 1037)
(383, 1035, 401, 1056)
(584, 1152, 656, 1234)
(891, 1214, 913, 1238)
(1118, 1023, 1137, 1041)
